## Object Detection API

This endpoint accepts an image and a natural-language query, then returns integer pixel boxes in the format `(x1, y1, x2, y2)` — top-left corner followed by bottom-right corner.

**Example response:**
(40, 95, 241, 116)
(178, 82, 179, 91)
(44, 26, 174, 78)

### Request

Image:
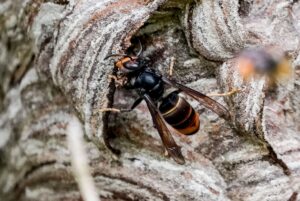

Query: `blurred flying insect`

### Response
(236, 48, 292, 83)
(103, 41, 230, 164)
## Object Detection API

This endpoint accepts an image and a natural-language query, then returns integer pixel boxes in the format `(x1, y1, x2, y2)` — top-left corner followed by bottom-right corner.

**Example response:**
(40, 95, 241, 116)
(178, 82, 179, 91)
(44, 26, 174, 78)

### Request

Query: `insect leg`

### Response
(168, 57, 175, 77)
(207, 88, 245, 97)
(108, 75, 125, 87)
(99, 98, 143, 113)
(119, 97, 143, 112)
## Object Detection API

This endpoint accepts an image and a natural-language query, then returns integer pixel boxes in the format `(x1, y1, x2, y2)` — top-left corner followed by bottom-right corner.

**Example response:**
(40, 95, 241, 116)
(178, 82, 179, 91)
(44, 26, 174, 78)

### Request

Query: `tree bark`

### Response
(0, 0, 300, 200)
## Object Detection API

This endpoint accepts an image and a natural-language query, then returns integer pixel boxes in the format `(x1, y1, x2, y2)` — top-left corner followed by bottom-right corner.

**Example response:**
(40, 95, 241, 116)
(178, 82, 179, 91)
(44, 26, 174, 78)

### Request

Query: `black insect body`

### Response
(130, 69, 165, 101)
(105, 46, 230, 164)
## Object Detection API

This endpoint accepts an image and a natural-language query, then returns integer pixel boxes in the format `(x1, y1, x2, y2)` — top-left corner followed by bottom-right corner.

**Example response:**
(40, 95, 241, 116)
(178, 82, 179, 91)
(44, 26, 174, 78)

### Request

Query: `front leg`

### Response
(108, 75, 127, 87)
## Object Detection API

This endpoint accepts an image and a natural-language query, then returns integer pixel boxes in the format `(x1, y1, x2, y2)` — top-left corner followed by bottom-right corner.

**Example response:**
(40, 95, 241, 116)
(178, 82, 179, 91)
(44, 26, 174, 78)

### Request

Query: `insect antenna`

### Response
(136, 39, 143, 57)
(104, 54, 132, 60)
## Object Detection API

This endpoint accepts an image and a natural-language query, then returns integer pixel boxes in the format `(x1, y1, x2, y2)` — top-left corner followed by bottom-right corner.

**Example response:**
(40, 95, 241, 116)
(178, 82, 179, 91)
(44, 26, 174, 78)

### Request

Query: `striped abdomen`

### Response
(159, 91, 200, 135)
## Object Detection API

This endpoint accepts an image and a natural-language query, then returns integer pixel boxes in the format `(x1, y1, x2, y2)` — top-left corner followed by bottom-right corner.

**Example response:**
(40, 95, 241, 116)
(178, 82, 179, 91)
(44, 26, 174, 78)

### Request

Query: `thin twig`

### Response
(67, 117, 101, 201)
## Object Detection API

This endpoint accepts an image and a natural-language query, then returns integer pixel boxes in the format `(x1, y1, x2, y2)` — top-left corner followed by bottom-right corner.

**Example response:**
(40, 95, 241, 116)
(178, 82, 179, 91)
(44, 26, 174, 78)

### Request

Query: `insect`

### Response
(236, 48, 292, 82)
(104, 42, 230, 164)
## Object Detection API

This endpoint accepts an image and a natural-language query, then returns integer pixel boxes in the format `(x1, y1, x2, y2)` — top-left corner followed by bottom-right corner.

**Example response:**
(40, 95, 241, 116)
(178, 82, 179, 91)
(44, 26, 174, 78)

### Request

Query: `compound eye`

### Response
(124, 60, 140, 70)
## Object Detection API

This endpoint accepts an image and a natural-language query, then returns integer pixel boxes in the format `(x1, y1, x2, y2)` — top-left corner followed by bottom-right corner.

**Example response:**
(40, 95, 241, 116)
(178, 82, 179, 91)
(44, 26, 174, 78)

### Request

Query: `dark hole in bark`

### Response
(238, 0, 253, 17)
(53, 0, 69, 5)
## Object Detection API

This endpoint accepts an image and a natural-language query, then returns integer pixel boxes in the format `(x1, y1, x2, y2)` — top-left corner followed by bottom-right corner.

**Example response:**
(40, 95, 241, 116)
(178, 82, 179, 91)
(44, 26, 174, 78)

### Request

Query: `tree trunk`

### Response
(0, 0, 300, 200)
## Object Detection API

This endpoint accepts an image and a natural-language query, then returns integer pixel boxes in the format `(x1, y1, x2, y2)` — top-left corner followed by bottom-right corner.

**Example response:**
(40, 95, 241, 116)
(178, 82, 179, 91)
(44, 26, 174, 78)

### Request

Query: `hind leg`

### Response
(207, 88, 245, 97)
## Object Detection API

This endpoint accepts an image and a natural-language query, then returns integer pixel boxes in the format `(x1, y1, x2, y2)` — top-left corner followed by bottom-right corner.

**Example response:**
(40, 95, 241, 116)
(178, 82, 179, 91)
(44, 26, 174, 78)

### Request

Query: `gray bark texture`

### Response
(0, 0, 300, 200)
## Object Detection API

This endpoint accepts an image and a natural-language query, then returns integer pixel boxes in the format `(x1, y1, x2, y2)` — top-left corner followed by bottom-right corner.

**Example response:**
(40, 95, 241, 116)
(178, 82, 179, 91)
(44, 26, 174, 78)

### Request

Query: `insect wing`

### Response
(143, 94, 185, 164)
(163, 77, 230, 121)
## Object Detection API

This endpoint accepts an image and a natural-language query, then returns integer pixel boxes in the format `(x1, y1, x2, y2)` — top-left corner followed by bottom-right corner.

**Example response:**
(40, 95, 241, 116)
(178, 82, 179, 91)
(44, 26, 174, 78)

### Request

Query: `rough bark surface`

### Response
(0, 0, 299, 200)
